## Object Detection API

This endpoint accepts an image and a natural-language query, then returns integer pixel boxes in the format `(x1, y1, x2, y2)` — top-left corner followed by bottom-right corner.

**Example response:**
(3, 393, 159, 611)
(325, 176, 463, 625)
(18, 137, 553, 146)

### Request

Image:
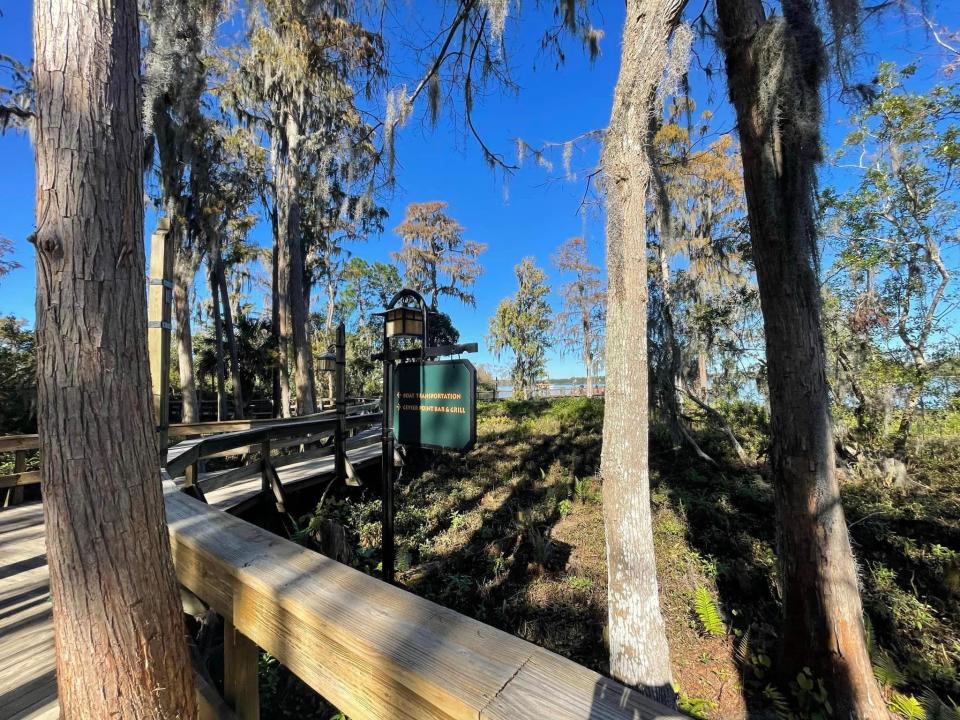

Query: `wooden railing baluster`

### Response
(223, 617, 260, 720)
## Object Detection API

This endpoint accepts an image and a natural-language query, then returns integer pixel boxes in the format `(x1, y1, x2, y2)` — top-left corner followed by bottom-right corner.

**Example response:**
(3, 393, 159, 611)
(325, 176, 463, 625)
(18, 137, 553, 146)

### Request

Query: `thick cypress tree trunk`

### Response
(716, 0, 888, 715)
(599, 0, 685, 706)
(270, 232, 283, 417)
(273, 132, 296, 417)
(283, 115, 316, 415)
(32, 0, 196, 715)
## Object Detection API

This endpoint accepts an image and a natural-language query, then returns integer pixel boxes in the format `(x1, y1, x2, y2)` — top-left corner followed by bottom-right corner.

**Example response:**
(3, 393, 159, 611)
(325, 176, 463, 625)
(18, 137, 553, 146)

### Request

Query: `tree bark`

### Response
(207, 253, 227, 421)
(599, 0, 685, 707)
(217, 262, 245, 419)
(32, 0, 196, 715)
(282, 114, 316, 415)
(716, 0, 888, 715)
(272, 135, 294, 419)
(269, 210, 284, 418)
(696, 349, 708, 399)
(583, 311, 595, 397)
(174, 251, 201, 424)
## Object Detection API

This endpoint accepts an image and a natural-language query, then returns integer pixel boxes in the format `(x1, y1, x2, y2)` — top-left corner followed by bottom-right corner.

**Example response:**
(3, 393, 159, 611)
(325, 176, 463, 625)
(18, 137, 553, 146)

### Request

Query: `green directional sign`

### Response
(393, 360, 476, 451)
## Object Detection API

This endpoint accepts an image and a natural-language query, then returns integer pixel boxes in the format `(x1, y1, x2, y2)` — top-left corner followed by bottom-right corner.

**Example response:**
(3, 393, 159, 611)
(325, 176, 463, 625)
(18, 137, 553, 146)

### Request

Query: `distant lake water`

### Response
(491, 384, 604, 399)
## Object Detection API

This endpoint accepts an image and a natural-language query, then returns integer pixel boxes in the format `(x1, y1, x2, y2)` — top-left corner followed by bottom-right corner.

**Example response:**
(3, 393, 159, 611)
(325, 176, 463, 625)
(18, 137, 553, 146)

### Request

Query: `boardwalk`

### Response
(0, 442, 381, 720)
(0, 502, 54, 720)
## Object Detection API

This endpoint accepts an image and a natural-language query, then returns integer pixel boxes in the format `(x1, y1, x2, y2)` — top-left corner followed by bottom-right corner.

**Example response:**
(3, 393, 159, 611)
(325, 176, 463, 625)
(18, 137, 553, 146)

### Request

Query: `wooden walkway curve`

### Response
(0, 420, 383, 719)
(0, 415, 681, 720)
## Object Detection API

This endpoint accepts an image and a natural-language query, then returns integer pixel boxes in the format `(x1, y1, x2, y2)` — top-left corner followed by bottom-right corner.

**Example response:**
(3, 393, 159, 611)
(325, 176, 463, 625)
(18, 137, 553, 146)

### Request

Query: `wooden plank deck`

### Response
(201, 443, 382, 512)
(0, 501, 56, 720)
(0, 443, 380, 719)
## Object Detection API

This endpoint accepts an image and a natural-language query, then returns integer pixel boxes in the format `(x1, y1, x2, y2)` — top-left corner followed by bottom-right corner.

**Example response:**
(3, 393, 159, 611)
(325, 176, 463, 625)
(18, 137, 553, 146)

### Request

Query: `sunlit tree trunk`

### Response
(280, 113, 316, 415)
(32, 0, 196, 714)
(174, 246, 200, 424)
(716, 0, 888, 715)
(217, 264, 244, 419)
(272, 136, 294, 418)
(598, 0, 685, 706)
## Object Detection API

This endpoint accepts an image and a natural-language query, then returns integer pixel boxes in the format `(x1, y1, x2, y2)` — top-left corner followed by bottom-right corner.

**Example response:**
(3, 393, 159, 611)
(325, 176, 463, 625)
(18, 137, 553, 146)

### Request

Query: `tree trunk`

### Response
(32, 0, 196, 715)
(218, 263, 245, 419)
(282, 114, 316, 415)
(696, 349, 708, 399)
(716, 0, 888, 715)
(207, 252, 227, 422)
(894, 383, 922, 456)
(174, 251, 200, 424)
(273, 134, 294, 419)
(598, 0, 684, 707)
(583, 312, 594, 396)
(270, 218, 284, 418)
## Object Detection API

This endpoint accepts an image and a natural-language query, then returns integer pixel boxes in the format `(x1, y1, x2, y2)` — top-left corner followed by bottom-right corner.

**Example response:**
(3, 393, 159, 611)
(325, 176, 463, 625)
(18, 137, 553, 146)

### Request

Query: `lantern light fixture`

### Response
(317, 350, 336, 374)
(385, 305, 424, 339)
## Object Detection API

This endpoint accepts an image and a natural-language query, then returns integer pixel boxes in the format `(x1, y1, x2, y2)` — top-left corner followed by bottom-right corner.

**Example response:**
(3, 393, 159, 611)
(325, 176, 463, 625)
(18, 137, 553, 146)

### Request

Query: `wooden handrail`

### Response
(169, 402, 380, 439)
(165, 412, 382, 479)
(0, 401, 381, 455)
(163, 484, 682, 720)
(0, 434, 39, 453)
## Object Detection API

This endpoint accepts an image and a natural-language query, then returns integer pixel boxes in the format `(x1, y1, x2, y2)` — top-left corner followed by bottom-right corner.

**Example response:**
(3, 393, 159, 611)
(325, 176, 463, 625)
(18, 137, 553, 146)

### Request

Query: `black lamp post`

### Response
(318, 323, 346, 480)
(376, 289, 429, 584)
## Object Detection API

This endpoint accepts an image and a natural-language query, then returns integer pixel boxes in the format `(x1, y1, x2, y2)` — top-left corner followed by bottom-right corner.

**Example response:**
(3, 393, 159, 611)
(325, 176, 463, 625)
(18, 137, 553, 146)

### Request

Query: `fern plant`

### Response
(693, 586, 726, 637)
(890, 691, 926, 720)
(921, 687, 960, 720)
(873, 651, 907, 689)
(762, 684, 792, 720)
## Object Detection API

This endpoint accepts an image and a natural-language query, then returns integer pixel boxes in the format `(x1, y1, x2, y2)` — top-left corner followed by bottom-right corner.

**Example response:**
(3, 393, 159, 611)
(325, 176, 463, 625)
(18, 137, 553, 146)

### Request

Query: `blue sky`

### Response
(1, 0, 958, 378)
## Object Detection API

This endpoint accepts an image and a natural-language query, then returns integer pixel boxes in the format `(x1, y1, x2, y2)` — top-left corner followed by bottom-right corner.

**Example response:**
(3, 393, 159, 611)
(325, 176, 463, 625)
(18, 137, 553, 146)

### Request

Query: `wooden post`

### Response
(223, 617, 260, 720)
(260, 439, 271, 496)
(334, 322, 346, 483)
(148, 218, 174, 466)
(184, 460, 198, 489)
(2, 450, 26, 507)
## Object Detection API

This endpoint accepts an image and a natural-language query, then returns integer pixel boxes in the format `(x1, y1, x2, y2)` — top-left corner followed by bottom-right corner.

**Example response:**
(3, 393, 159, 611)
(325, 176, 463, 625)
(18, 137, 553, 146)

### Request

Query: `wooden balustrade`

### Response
(163, 483, 682, 720)
(0, 401, 381, 495)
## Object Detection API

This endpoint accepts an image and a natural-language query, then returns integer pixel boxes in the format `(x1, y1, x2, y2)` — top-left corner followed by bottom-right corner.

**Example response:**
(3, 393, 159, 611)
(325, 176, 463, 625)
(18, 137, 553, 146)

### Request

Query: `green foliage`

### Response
(392, 201, 486, 310)
(0, 236, 19, 280)
(920, 688, 960, 720)
(676, 689, 718, 719)
(763, 684, 792, 720)
(890, 691, 927, 720)
(0, 315, 36, 434)
(790, 668, 833, 719)
(567, 575, 594, 591)
(693, 586, 726, 637)
(487, 257, 552, 400)
(874, 651, 908, 689)
(821, 62, 960, 448)
(552, 236, 604, 381)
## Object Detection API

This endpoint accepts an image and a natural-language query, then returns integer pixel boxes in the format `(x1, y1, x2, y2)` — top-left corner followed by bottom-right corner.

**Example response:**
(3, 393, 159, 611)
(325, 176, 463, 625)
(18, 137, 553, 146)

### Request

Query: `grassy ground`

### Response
(277, 397, 959, 719)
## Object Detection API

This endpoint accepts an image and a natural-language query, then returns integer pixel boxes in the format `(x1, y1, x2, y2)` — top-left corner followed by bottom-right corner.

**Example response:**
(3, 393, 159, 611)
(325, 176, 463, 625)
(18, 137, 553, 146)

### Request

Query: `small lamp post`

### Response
(376, 289, 429, 584)
(317, 324, 346, 479)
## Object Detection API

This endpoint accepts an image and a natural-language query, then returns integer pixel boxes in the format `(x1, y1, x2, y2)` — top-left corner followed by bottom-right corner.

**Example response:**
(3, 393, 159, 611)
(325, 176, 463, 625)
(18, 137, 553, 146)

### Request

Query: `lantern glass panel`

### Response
(385, 307, 423, 338)
(318, 352, 336, 373)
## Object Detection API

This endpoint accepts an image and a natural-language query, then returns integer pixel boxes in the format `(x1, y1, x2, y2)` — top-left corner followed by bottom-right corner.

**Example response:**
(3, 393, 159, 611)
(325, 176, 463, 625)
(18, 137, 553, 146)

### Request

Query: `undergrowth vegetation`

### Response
(280, 397, 960, 719)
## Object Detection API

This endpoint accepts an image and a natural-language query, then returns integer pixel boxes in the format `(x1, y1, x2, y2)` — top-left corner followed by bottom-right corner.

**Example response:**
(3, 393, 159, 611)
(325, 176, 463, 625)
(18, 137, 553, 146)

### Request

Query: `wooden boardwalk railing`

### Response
(164, 482, 683, 720)
(0, 400, 380, 500)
